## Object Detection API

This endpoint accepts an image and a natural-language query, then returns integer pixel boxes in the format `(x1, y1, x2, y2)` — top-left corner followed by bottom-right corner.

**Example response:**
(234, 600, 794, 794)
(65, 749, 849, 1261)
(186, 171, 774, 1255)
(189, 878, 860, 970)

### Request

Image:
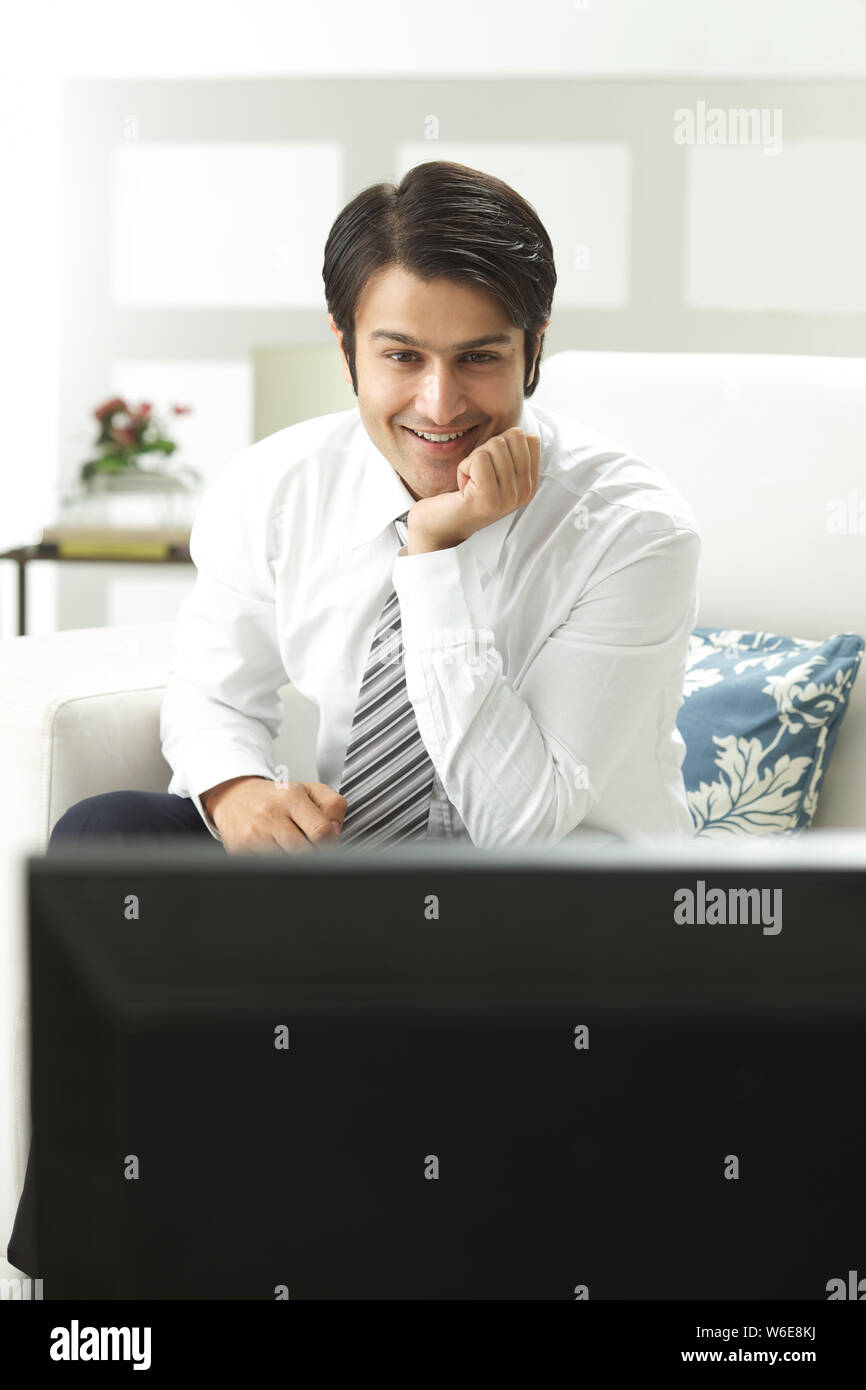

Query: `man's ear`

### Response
(533, 320, 551, 364)
(328, 314, 353, 388)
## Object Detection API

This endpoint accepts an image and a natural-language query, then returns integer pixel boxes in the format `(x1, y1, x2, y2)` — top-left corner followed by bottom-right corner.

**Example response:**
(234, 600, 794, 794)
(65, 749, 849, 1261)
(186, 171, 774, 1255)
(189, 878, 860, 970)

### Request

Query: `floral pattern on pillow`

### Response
(676, 629, 863, 838)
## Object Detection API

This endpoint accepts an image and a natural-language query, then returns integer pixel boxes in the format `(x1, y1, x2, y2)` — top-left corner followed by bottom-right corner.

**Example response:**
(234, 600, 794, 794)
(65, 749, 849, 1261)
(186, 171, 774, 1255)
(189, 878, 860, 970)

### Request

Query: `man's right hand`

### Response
(200, 776, 347, 855)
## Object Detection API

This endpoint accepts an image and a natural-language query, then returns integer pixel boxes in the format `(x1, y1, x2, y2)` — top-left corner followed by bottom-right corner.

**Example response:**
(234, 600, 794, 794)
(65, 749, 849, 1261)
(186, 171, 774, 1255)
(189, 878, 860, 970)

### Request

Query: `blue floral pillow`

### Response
(676, 628, 864, 838)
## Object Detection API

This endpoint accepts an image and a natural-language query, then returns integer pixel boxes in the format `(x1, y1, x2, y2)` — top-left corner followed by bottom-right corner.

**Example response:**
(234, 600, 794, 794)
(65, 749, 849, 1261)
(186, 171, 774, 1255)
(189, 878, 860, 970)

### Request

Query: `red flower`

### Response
(111, 426, 137, 447)
(94, 396, 127, 421)
(171, 404, 192, 415)
(139, 402, 152, 417)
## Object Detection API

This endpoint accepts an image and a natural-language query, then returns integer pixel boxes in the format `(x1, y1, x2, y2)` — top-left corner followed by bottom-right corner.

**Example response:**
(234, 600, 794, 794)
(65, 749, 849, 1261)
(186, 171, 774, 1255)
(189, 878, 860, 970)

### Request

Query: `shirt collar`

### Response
(350, 400, 541, 577)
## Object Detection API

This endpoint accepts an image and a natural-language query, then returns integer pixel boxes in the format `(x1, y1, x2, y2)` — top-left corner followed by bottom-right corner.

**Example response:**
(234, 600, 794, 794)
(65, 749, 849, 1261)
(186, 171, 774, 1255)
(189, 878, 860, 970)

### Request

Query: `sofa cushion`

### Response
(676, 628, 864, 837)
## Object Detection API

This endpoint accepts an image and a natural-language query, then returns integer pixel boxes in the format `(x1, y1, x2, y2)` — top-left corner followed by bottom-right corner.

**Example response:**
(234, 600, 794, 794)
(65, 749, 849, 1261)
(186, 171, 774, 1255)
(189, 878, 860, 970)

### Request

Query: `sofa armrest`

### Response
(0, 621, 179, 852)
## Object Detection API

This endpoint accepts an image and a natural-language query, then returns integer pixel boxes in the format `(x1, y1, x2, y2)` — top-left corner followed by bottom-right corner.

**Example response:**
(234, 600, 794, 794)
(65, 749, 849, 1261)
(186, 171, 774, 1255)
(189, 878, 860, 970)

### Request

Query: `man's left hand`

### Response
(405, 428, 541, 554)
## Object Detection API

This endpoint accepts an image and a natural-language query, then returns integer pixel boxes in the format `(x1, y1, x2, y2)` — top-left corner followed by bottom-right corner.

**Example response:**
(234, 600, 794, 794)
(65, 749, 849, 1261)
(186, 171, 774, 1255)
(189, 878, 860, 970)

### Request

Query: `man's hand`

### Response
(405, 427, 541, 554)
(200, 775, 347, 855)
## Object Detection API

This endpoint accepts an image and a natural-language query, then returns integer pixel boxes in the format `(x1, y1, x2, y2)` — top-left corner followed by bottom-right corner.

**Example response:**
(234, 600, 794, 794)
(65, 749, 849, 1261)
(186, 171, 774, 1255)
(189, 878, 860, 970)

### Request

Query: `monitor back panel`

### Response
(27, 853, 866, 1300)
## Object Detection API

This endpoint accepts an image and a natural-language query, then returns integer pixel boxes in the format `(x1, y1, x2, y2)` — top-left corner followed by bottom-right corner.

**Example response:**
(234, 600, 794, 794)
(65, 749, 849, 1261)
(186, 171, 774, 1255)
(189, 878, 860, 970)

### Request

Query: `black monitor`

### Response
(20, 835, 866, 1300)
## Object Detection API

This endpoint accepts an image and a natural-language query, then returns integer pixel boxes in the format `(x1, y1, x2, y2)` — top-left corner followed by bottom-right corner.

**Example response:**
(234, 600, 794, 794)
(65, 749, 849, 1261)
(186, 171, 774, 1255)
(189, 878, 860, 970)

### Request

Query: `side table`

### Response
(0, 541, 193, 637)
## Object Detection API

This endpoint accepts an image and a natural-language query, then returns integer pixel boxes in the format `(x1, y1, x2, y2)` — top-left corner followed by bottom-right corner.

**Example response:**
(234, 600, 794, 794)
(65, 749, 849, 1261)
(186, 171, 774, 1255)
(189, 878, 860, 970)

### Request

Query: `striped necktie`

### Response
(337, 512, 435, 845)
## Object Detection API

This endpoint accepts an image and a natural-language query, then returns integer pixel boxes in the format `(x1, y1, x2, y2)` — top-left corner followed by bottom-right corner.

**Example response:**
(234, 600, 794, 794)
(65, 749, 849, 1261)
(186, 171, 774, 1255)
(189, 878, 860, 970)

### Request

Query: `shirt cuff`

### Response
(392, 541, 481, 643)
(168, 752, 278, 841)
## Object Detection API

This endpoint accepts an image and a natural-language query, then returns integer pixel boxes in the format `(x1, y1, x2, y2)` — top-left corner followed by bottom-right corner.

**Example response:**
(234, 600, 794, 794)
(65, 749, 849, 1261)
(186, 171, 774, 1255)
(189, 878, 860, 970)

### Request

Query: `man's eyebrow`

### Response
(370, 331, 514, 351)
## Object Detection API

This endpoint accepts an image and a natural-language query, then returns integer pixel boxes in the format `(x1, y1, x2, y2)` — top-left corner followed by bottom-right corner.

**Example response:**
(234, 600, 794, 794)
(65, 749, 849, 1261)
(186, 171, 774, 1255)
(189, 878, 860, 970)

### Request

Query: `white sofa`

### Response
(3, 349, 865, 1275)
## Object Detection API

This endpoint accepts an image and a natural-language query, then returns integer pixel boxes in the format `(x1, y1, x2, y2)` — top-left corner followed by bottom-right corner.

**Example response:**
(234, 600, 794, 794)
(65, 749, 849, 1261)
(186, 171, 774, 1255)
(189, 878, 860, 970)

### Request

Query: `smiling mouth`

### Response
(402, 424, 480, 452)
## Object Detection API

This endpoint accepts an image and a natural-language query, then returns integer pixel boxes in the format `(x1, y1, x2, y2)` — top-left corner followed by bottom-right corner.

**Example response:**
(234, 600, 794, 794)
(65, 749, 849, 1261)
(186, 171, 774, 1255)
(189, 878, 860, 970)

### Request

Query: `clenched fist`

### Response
(404, 427, 541, 554)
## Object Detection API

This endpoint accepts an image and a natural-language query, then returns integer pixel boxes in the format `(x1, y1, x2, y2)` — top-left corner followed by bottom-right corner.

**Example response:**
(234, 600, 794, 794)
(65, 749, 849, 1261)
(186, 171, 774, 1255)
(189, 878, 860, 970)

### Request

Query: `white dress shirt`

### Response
(160, 398, 702, 849)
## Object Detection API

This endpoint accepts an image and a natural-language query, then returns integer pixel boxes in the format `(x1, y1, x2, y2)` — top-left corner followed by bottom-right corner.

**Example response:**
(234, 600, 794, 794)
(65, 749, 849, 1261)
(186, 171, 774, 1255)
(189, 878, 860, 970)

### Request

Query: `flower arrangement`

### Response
(81, 397, 200, 489)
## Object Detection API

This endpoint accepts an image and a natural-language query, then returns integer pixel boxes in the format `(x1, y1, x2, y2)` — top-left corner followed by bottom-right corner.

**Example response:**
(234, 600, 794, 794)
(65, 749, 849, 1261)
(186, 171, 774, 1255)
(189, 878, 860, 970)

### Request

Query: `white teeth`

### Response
(409, 428, 470, 442)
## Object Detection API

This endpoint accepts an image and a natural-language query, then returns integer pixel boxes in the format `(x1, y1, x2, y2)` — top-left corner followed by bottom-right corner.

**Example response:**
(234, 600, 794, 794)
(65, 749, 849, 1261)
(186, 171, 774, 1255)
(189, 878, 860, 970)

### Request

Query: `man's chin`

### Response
(402, 465, 461, 499)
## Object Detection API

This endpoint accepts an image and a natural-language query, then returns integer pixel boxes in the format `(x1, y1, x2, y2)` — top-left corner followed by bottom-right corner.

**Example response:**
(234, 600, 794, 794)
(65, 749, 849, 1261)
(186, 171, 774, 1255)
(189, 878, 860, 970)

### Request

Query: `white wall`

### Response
(12, 0, 866, 78)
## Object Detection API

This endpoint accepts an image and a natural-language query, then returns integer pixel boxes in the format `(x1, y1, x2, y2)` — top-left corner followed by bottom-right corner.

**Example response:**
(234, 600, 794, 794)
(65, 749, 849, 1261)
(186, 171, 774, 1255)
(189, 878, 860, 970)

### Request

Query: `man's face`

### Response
(329, 264, 548, 502)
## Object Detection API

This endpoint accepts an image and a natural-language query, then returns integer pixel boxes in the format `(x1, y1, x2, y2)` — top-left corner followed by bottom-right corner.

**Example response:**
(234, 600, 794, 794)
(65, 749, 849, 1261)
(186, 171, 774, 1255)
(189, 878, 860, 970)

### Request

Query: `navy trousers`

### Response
(6, 790, 222, 1277)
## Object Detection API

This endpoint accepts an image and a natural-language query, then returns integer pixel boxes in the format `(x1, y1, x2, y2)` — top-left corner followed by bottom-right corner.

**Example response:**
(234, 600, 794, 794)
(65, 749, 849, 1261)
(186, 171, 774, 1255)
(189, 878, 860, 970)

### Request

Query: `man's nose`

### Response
(415, 363, 468, 426)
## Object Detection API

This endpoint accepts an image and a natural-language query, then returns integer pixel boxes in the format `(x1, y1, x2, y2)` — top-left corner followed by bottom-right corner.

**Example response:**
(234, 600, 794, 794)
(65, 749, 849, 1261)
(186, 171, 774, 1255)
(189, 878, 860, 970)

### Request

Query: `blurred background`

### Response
(0, 0, 864, 634)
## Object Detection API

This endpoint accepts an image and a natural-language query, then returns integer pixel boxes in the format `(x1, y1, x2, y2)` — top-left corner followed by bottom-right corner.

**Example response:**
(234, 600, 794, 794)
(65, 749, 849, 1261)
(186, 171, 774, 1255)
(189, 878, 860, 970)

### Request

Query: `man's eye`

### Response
(386, 352, 497, 365)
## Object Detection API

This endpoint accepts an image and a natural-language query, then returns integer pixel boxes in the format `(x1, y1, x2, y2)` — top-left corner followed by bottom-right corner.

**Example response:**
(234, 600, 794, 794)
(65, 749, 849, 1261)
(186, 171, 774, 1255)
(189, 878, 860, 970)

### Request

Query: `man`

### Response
(47, 157, 701, 857)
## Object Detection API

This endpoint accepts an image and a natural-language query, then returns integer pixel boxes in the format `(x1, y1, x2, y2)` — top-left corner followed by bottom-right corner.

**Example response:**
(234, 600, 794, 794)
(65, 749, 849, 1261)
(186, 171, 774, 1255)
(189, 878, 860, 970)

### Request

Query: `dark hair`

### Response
(322, 160, 556, 398)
